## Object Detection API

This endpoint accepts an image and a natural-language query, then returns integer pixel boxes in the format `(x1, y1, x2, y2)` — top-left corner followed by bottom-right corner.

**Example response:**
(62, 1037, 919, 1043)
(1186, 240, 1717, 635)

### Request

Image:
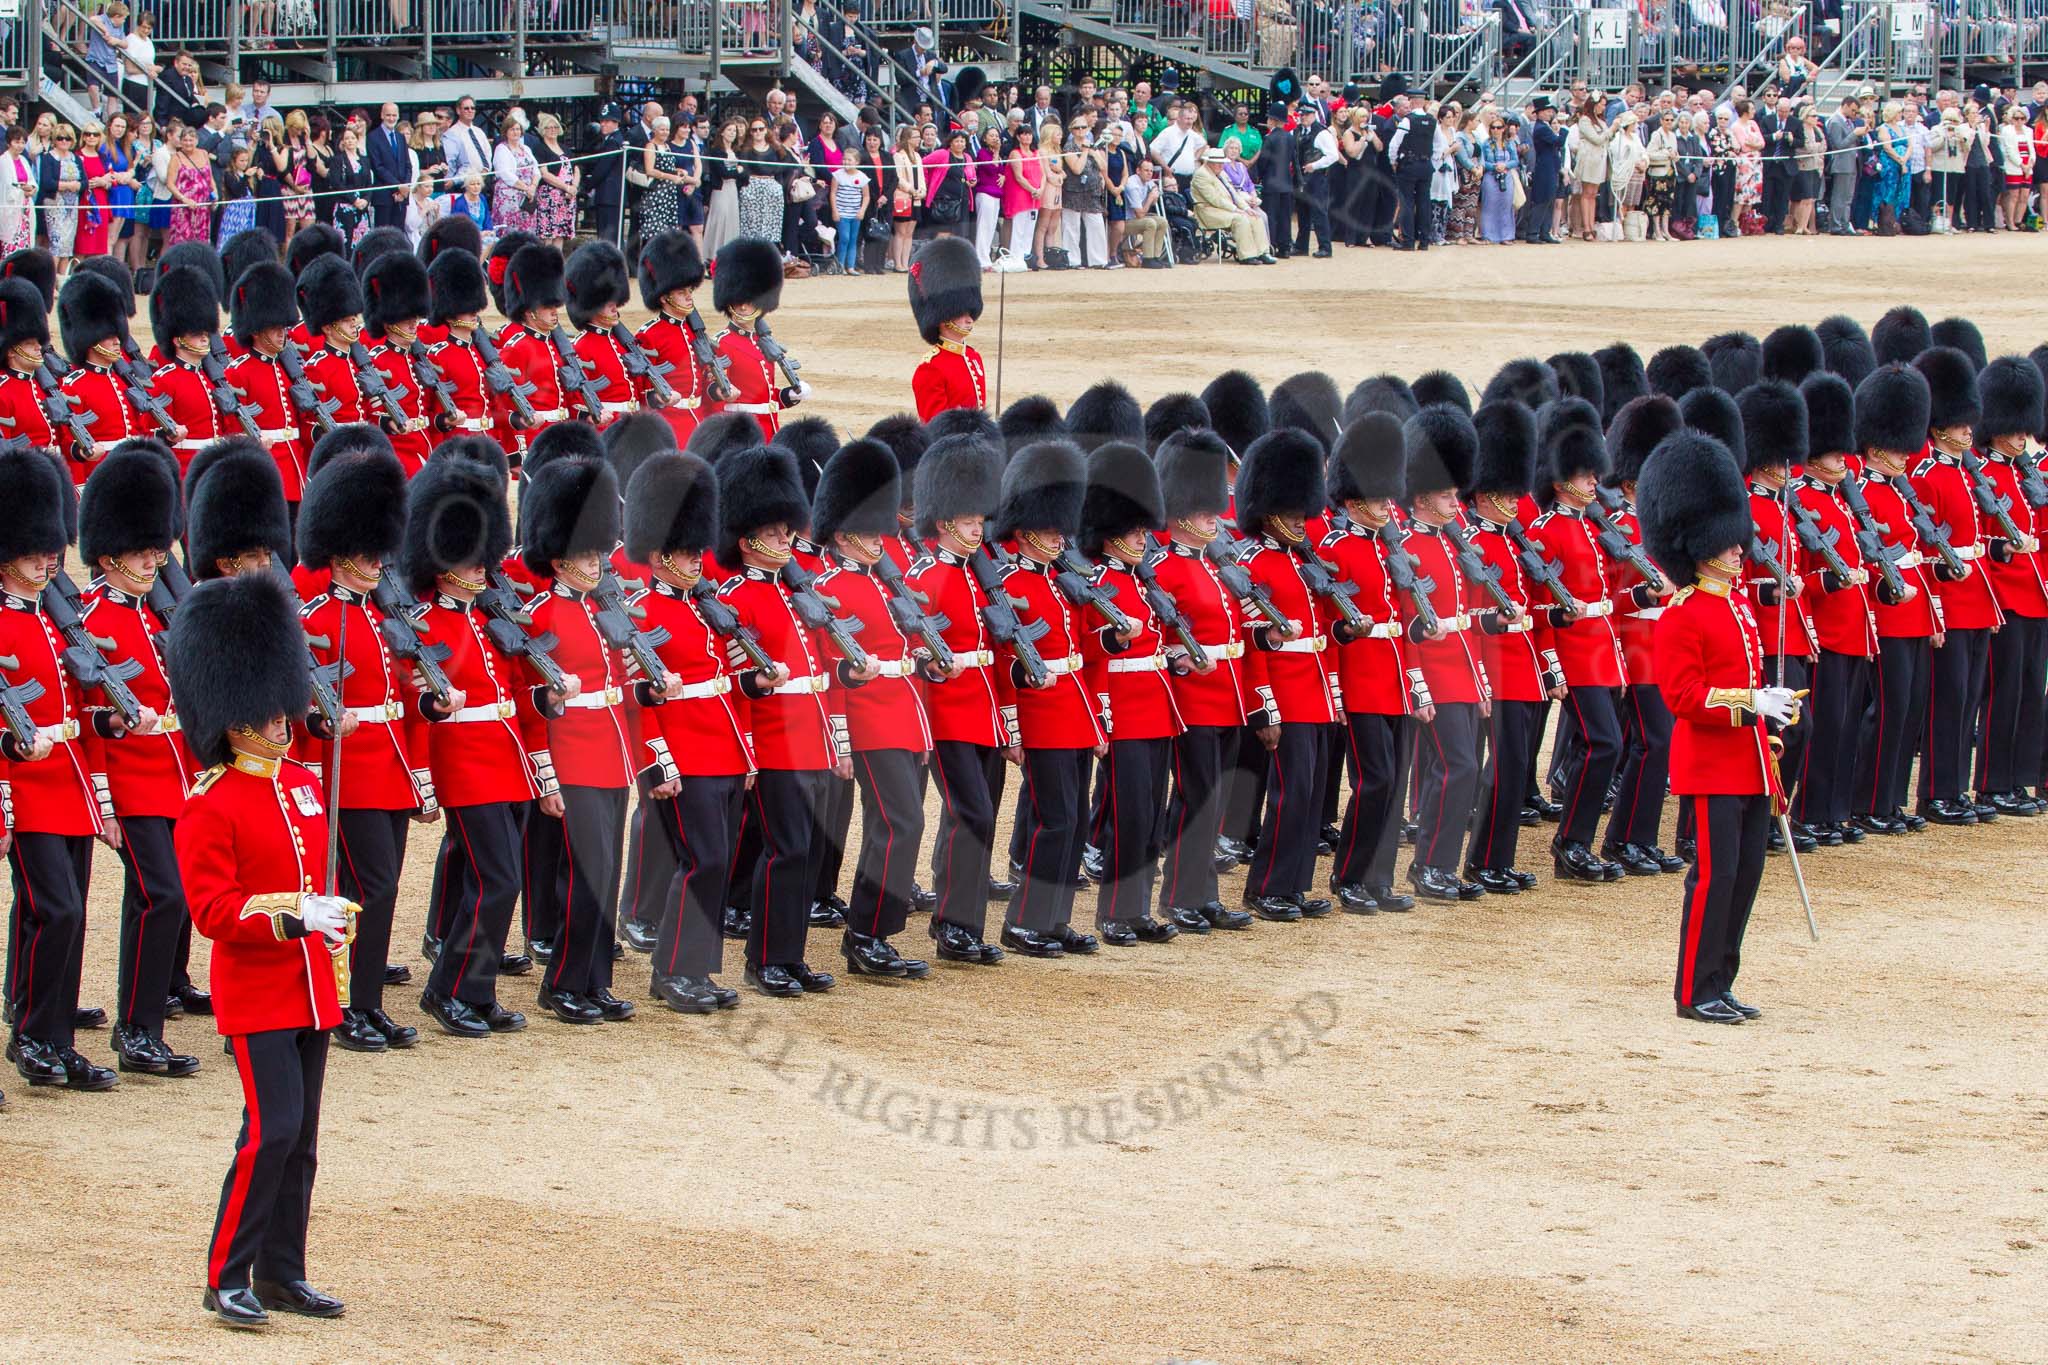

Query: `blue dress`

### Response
(1479, 141, 1521, 242)
(104, 143, 135, 230)
(1875, 125, 1911, 213)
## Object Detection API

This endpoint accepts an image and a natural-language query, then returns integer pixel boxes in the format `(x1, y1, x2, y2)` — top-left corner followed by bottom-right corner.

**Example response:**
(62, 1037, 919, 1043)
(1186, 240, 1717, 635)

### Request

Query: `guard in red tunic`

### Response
(360, 251, 435, 476)
(564, 241, 639, 430)
(0, 277, 57, 455)
(422, 248, 497, 445)
(222, 263, 316, 514)
(1970, 355, 2048, 813)
(54, 271, 143, 486)
(292, 255, 375, 449)
(1638, 428, 1802, 1026)
(634, 230, 714, 445)
(494, 241, 573, 459)
(186, 443, 294, 583)
(1151, 429, 1260, 930)
(282, 223, 345, 354)
(168, 572, 353, 1328)
(78, 446, 202, 1077)
(146, 265, 225, 473)
(908, 236, 986, 421)
(711, 238, 808, 441)
(414, 217, 483, 347)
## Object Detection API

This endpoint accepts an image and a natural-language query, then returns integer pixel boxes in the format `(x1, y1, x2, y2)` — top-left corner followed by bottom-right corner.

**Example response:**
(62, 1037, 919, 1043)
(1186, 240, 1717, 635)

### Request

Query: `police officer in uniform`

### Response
(588, 103, 628, 248)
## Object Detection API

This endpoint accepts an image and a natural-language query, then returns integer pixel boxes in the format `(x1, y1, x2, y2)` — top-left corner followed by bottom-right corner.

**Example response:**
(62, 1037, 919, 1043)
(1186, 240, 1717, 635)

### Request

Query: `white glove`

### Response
(793, 380, 814, 401)
(299, 894, 351, 940)
(1754, 686, 1801, 725)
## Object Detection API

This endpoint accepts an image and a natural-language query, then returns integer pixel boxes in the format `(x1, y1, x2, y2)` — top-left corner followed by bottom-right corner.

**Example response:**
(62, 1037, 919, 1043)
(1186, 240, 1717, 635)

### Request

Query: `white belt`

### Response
(258, 426, 297, 443)
(770, 673, 829, 695)
(530, 407, 570, 422)
(562, 684, 625, 709)
(1107, 653, 1168, 674)
(1432, 613, 1472, 635)
(600, 401, 638, 418)
(723, 401, 778, 415)
(89, 438, 121, 455)
(453, 415, 493, 432)
(1895, 550, 1925, 570)
(1626, 605, 1666, 622)
(1575, 599, 1615, 618)
(870, 658, 919, 679)
(157, 711, 182, 733)
(1498, 616, 1534, 633)
(673, 675, 733, 699)
(1364, 620, 1403, 640)
(1194, 640, 1245, 660)
(1273, 635, 1326, 654)
(1040, 654, 1085, 676)
(349, 701, 403, 724)
(670, 396, 702, 410)
(954, 648, 995, 667)
(35, 720, 79, 743)
(172, 438, 207, 452)
(449, 699, 518, 722)
(1954, 544, 1984, 561)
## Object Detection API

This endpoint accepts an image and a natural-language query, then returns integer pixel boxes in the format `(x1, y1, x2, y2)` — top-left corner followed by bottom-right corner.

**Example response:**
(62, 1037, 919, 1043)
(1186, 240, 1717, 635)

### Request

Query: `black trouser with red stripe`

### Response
(1010, 747, 1088, 934)
(113, 813, 188, 1039)
(1334, 711, 1400, 886)
(814, 774, 854, 908)
(1159, 724, 1229, 913)
(1606, 684, 1674, 851)
(1794, 649, 1870, 827)
(426, 802, 522, 1008)
(1554, 684, 1623, 847)
(1220, 725, 1270, 848)
(849, 748, 925, 940)
(622, 803, 672, 934)
(1922, 626, 1990, 804)
(335, 809, 411, 1016)
(1413, 701, 1480, 875)
(1981, 614, 2048, 794)
(520, 801, 566, 946)
(209, 1027, 328, 1292)
(1244, 721, 1327, 901)
(928, 739, 1000, 939)
(747, 768, 827, 967)
(6, 831, 92, 1048)
(1673, 793, 1768, 1007)
(544, 784, 628, 997)
(1854, 635, 1931, 816)
(651, 775, 744, 980)
(426, 830, 457, 946)
(1468, 700, 1538, 873)
(1093, 735, 1171, 927)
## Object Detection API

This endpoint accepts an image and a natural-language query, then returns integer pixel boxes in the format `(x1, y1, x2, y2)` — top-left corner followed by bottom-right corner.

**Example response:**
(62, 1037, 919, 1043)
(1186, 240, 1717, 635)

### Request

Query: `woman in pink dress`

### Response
(73, 123, 115, 259)
(1002, 124, 1042, 262)
(166, 125, 214, 246)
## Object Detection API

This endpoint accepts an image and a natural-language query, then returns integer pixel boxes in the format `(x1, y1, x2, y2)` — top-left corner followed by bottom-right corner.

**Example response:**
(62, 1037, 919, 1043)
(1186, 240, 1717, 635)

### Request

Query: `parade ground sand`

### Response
(3, 236, 2047, 1363)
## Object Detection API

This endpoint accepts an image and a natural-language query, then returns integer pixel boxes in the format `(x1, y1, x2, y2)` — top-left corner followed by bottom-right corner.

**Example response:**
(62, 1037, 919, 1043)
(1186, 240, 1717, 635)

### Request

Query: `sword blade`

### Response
(1776, 810, 1820, 941)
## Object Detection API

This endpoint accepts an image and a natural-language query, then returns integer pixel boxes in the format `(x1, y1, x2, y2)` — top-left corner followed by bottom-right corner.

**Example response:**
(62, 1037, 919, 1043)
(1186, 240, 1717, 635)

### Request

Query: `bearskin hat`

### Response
(924, 405, 1000, 448)
(1977, 356, 2044, 444)
(1637, 431, 1749, 584)
(1079, 440, 1165, 555)
(1143, 392, 1210, 452)
(1403, 406, 1476, 500)
(1535, 397, 1607, 505)
(182, 436, 261, 508)
(1235, 428, 1327, 528)
(363, 249, 430, 337)
(711, 238, 784, 316)
(865, 412, 929, 499)
(1066, 380, 1145, 454)
(952, 65, 989, 106)
(1547, 351, 1604, 415)
(297, 448, 409, 569)
(998, 394, 1069, 459)
(1268, 371, 1343, 454)
(521, 458, 621, 576)
(57, 271, 127, 363)
(1646, 344, 1713, 402)
(1761, 324, 1824, 386)
(623, 451, 721, 563)
(426, 247, 488, 327)
(1604, 394, 1682, 488)
(0, 276, 48, 355)
(114, 437, 187, 539)
(78, 447, 175, 564)
(994, 439, 1087, 540)
(913, 432, 1004, 539)
(1344, 374, 1417, 426)
(523, 420, 605, 481)
(1799, 373, 1856, 459)
(2035, 347, 2048, 439)
(1817, 314, 1878, 387)
(1872, 305, 1931, 366)
(1680, 385, 1746, 470)
(287, 222, 344, 278)
(813, 438, 903, 543)
(351, 225, 412, 279)
(686, 411, 769, 467)
(1854, 364, 1933, 456)
(1155, 428, 1232, 520)
(1480, 356, 1559, 411)
(187, 449, 290, 577)
(148, 265, 219, 357)
(1703, 331, 1761, 394)
(566, 241, 631, 330)
(401, 455, 512, 596)
(1916, 346, 1981, 432)
(155, 238, 227, 296)
(1737, 381, 1808, 475)
(428, 433, 511, 492)
(419, 214, 482, 267)
(775, 415, 841, 501)
(602, 411, 677, 497)
(296, 254, 364, 335)
(1327, 413, 1407, 504)
(637, 229, 706, 310)
(306, 422, 393, 484)
(0, 443, 67, 562)
(229, 262, 298, 346)
(218, 229, 279, 298)
(485, 231, 537, 315)
(1201, 369, 1268, 457)
(1930, 317, 1986, 372)
(0, 246, 56, 309)
(1469, 400, 1538, 498)
(166, 573, 313, 770)
(716, 443, 811, 565)
(74, 254, 136, 317)
(1593, 343, 1646, 423)
(907, 235, 982, 345)
(502, 243, 566, 321)
(1412, 369, 1471, 415)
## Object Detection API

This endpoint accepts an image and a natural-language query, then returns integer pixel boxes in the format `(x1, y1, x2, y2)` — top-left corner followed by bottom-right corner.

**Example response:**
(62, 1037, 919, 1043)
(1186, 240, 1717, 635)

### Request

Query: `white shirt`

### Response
(441, 121, 493, 182)
(121, 32, 156, 82)
(1302, 126, 1341, 174)
(1152, 124, 1207, 174)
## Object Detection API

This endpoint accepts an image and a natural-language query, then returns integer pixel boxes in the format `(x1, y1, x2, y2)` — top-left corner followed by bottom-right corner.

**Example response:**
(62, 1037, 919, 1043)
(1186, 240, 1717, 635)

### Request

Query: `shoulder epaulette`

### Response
(1912, 455, 1939, 478)
(718, 574, 745, 593)
(190, 765, 227, 796)
(1669, 584, 1696, 608)
(907, 554, 936, 575)
(301, 592, 331, 616)
(1318, 528, 1344, 549)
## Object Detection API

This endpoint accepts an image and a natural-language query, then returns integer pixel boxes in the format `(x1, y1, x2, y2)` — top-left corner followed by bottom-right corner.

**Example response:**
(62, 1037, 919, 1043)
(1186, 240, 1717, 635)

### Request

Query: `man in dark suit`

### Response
(1255, 104, 1299, 259)
(588, 103, 627, 248)
(367, 102, 412, 230)
(1758, 95, 1796, 234)
(1522, 96, 1564, 243)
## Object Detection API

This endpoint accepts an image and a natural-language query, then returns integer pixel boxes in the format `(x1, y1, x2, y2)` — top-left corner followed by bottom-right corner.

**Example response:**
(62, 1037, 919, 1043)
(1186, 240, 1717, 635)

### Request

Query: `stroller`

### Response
(1160, 188, 1209, 264)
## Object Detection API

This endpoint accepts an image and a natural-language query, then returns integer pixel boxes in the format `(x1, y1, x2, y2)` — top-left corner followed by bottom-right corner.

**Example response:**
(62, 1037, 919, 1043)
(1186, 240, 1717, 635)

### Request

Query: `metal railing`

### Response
(1718, 2, 1806, 96)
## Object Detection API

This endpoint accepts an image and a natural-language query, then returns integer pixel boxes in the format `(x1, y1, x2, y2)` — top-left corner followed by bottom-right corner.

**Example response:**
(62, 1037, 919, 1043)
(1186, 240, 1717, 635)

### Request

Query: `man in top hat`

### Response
(359, 251, 435, 477)
(223, 264, 318, 518)
(564, 241, 641, 430)
(1637, 428, 1800, 1025)
(294, 449, 425, 1054)
(0, 275, 57, 455)
(908, 237, 987, 421)
(78, 444, 203, 1078)
(494, 242, 575, 461)
(1521, 95, 1565, 244)
(1970, 355, 2048, 814)
(54, 271, 145, 485)
(712, 239, 809, 441)
(634, 230, 714, 446)
(421, 248, 499, 447)
(146, 265, 226, 474)
(167, 571, 354, 1327)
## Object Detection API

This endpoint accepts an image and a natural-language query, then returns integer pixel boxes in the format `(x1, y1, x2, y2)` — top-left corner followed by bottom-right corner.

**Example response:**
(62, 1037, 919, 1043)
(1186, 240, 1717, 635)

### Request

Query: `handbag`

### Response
(863, 216, 890, 242)
(789, 174, 816, 203)
(1510, 172, 1526, 210)
(891, 188, 912, 216)
(1623, 210, 1648, 241)
(1698, 213, 1721, 239)
(1668, 216, 1696, 241)
(1595, 219, 1622, 241)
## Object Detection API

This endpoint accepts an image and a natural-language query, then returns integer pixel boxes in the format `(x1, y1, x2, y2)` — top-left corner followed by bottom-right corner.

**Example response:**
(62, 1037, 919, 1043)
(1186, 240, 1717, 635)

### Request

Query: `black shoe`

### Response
(1365, 883, 1415, 912)
(1675, 836, 1697, 863)
(910, 885, 938, 914)
(1295, 894, 1334, 917)
(1852, 812, 1906, 836)
(1718, 991, 1762, 1019)
(1990, 789, 2039, 817)
(164, 991, 185, 1019)
(421, 991, 491, 1037)
(332, 1010, 389, 1051)
(610, 939, 625, 961)
(620, 919, 658, 952)
(1216, 836, 1255, 863)
(1553, 840, 1615, 882)
(1245, 894, 1302, 922)
(693, 977, 742, 1009)
(842, 931, 909, 976)
(1409, 866, 1467, 901)
(587, 987, 635, 1021)
(787, 961, 837, 992)
(1312, 247, 1332, 258)
(1212, 850, 1240, 875)
(114, 1024, 171, 1073)
(1319, 822, 1342, 849)
(499, 950, 534, 976)
(204, 1285, 270, 1329)
(1647, 847, 1687, 873)
(745, 964, 805, 997)
(1098, 920, 1140, 947)
(875, 938, 931, 979)
(526, 936, 556, 963)
(382, 963, 412, 987)
(1899, 810, 1928, 832)
(537, 987, 604, 1023)
(421, 932, 442, 962)
(1468, 868, 1522, 895)
(1922, 798, 1977, 826)
(363, 1008, 418, 1048)
(652, 974, 718, 1013)
(1518, 805, 1543, 826)
(174, 984, 213, 1016)
(1400, 821, 1419, 845)
(1051, 925, 1099, 954)
(1971, 799, 1999, 823)
(1197, 900, 1254, 930)
(483, 1001, 528, 1032)
(1532, 795, 1563, 821)
(1165, 905, 1211, 933)
(252, 1278, 345, 1318)
(721, 906, 753, 939)
(807, 899, 846, 928)
(999, 925, 1066, 958)
(1130, 915, 1180, 942)
(1806, 822, 1843, 847)
(73, 1004, 107, 1030)
(933, 921, 1000, 964)
(985, 876, 1018, 900)
(1333, 882, 1378, 912)
(1507, 868, 1539, 890)
(8, 1035, 67, 1085)
(1832, 819, 1866, 844)
(1081, 844, 1106, 883)
(1677, 999, 1746, 1025)
(52, 1046, 117, 1091)
(1603, 842, 1664, 876)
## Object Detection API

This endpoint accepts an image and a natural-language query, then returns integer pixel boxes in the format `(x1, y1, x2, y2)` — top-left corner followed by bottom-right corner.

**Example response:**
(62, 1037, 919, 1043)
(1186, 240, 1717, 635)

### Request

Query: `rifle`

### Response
(967, 546, 1053, 689)
(753, 317, 803, 392)
(1747, 528, 1797, 598)
(611, 323, 678, 407)
(477, 571, 575, 694)
(688, 578, 777, 672)
(276, 574, 353, 733)
(407, 340, 462, 432)
(2014, 441, 2048, 510)
(112, 341, 182, 441)
(199, 349, 267, 442)
(278, 341, 339, 433)
(590, 569, 673, 693)
(1052, 548, 1137, 636)
(1293, 542, 1374, 636)
(1134, 547, 1210, 670)
(370, 573, 457, 709)
(1203, 535, 1291, 633)
(1784, 483, 1858, 587)
(1374, 521, 1443, 638)
(1837, 474, 1914, 605)
(41, 571, 145, 730)
(348, 339, 415, 433)
(1886, 473, 1970, 581)
(685, 307, 738, 402)
(0, 655, 47, 755)
(471, 328, 540, 429)
(549, 326, 608, 424)
(146, 552, 193, 623)
(872, 552, 956, 673)
(34, 363, 98, 463)
(1587, 488, 1667, 595)
(1443, 517, 1520, 623)
(1958, 446, 2031, 551)
(779, 559, 871, 672)
(1498, 516, 1581, 618)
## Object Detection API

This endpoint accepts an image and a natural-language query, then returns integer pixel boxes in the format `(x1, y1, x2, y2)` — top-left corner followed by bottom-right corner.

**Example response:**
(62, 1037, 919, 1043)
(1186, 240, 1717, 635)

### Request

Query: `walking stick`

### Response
(1775, 474, 1820, 941)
